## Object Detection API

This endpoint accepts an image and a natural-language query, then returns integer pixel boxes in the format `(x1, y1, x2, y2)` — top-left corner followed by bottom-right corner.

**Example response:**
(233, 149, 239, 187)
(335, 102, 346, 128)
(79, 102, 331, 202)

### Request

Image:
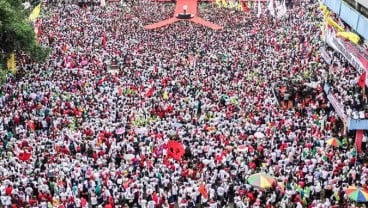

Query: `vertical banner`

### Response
(356, 130, 363, 154)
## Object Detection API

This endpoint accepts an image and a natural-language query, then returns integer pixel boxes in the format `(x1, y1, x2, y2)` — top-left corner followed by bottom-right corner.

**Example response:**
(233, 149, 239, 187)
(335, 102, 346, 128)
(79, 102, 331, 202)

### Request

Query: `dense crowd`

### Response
(1, 0, 368, 207)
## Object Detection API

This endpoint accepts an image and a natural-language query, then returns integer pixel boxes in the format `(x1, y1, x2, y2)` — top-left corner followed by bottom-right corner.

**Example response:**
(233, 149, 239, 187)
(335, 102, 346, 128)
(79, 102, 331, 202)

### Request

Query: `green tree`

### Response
(0, 0, 50, 63)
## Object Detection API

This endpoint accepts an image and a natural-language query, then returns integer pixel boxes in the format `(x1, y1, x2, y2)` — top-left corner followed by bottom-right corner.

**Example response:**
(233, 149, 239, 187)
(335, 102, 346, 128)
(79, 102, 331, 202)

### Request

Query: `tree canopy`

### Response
(0, 0, 49, 63)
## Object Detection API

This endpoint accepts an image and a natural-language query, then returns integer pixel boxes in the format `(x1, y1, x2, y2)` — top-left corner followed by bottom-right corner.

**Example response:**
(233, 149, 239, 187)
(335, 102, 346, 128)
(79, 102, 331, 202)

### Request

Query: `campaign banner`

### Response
(320, 47, 332, 64)
(325, 28, 368, 87)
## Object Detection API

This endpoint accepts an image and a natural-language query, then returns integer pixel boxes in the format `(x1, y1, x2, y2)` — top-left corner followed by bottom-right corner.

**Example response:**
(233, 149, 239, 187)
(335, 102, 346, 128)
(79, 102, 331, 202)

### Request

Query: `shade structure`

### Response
(326, 137, 341, 147)
(345, 186, 368, 202)
(247, 173, 276, 189)
(237, 145, 247, 153)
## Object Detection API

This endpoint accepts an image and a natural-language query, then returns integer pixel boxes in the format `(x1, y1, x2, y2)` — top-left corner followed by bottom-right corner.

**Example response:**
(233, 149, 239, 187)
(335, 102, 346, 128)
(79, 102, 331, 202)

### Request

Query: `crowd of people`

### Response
(1, 0, 368, 207)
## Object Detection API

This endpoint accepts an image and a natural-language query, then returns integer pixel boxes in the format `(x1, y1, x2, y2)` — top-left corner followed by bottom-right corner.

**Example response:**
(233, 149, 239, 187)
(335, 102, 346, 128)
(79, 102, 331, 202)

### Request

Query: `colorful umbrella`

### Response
(247, 173, 276, 189)
(326, 137, 342, 147)
(345, 186, 368, 202)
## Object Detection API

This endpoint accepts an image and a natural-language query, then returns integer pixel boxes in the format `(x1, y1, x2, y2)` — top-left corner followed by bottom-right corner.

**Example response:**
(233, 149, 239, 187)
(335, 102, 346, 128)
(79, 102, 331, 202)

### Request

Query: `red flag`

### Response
(358, 72, 366, 88)
(241, 2, 250, 12)
(166, 140, 185, 161)
(198, 183, 208, 199)
(102, 34, 107, 48)
(37, 26, 43, 36)
(356, 130, 364, 154)
(146, 87, 155, 97)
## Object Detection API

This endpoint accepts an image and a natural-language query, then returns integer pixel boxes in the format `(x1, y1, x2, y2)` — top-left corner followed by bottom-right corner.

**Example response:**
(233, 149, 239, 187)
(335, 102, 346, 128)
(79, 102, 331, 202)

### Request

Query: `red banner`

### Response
(356, 130, 363, 154)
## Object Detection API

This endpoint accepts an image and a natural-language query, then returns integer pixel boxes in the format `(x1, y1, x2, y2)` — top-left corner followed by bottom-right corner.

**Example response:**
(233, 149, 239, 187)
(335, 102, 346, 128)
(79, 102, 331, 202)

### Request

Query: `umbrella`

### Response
(116, 128, 124, 135)
(254, 132, 265, 139)
(18, 152, 32, 161)
(167, 140, 185, 161)
(135, 127, 148, 135)
(81, 60, 88, 66)
(326, 137, 341, 147)
(172, 122, 183, 128)
(345, 186, 368, 202)
(237, 145, 247, 153)
(124, 154, 135, 161)
(247, 173, 276, 189)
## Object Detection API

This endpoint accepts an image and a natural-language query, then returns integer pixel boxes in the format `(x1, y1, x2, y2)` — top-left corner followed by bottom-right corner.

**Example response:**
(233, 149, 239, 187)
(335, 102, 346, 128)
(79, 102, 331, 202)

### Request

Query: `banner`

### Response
(325, 28, 368, 87)
(327, 93, 347, 122)
(320, 47, 332, 64)
(355, 130, 363, 154)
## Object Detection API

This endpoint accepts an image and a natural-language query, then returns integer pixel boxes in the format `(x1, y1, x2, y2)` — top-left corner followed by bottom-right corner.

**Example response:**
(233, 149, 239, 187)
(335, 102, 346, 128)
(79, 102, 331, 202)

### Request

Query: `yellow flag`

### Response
(326, 17, 344, 32)
(7, 53, 16, 74)
(28, 4, 41, 22)
(336, 32, 360, 44)
(237, 2, 243, 11)
(228, 0, 234, 9)
(216, 0, 222, 7)
(163, 91, 169, 100)
(222, 0, 227, 8)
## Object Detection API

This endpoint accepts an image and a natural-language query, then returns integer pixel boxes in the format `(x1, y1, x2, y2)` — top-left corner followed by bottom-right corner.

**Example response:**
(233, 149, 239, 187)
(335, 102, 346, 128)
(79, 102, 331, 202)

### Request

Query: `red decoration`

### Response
(358, 72, 366, 88)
